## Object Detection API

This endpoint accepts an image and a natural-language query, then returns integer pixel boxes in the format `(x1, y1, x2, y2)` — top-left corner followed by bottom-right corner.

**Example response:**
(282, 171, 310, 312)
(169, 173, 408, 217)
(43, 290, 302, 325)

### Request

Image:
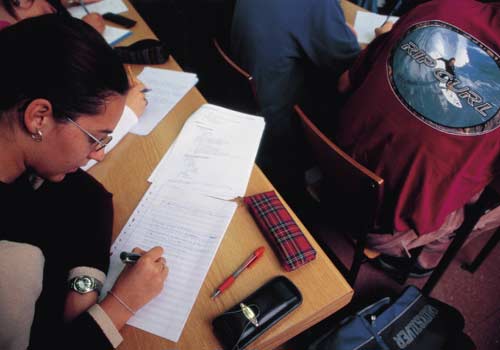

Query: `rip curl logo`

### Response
(387, 21, 500, 135)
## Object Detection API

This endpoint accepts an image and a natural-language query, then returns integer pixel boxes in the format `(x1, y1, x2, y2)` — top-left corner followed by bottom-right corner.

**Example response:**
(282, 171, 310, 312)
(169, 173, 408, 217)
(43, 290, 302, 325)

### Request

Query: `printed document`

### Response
(354, 11, 399, 44)
(131, 68, 199, 135)
(148, 104, 265, 199)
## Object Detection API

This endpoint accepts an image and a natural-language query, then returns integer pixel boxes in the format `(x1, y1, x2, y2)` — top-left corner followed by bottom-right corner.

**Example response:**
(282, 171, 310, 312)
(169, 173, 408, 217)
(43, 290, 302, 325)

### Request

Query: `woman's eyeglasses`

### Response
(66, 117, 112, 152)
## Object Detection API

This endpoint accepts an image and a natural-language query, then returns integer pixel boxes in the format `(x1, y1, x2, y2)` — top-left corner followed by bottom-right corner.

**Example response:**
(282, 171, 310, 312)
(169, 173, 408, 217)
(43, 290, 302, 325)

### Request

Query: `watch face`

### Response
(74, 276, 94, 293)
(70, 276, 102, 294)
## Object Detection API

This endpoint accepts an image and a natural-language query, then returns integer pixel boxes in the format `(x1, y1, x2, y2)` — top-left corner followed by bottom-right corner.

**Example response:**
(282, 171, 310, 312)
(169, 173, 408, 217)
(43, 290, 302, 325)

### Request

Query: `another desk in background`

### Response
(89, 1, 353, 349)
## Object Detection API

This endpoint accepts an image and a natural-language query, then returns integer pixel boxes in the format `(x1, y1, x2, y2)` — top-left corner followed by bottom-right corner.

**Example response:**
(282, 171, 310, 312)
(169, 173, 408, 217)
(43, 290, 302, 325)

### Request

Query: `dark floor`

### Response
(131, 1, 500, 349)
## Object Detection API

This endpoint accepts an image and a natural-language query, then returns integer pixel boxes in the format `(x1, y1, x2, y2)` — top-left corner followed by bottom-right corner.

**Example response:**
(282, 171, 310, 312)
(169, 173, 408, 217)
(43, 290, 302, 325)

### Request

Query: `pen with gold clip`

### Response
(211, 246, 265, 299)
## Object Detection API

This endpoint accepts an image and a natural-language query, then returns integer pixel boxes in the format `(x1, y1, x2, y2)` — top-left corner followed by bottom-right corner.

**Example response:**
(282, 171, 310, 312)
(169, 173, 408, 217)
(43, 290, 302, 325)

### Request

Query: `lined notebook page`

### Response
(102, 187, 237, 341)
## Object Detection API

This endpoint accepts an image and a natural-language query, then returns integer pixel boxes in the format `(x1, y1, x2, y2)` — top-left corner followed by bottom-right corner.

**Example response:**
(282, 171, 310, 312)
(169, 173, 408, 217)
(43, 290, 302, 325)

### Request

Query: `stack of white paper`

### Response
(68, 0, 128, 19)
(131, 68, 199, 135)
(354, 11, 399, 44)
(102, 104, 265, 342)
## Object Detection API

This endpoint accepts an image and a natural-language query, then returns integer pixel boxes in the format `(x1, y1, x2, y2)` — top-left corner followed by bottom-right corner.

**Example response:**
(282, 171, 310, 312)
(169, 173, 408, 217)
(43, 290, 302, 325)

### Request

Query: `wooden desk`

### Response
(89, 2, 353, 349)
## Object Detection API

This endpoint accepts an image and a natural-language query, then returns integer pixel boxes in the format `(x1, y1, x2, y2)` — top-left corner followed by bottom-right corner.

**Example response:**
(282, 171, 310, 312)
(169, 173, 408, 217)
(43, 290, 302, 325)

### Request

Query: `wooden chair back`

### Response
(212, 37, 259, 111)
(295, 105, 384, 284)
(295, 105, 383, 236)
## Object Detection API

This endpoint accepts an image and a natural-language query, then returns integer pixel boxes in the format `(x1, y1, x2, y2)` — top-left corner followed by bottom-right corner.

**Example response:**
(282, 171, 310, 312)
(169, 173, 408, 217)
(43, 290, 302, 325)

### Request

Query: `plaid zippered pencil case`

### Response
(244, 191, 316, 271)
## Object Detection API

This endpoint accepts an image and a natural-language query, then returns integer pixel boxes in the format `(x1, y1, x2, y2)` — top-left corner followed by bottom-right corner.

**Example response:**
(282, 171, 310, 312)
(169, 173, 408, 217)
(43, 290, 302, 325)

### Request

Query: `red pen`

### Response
(211, 246, 265, 299)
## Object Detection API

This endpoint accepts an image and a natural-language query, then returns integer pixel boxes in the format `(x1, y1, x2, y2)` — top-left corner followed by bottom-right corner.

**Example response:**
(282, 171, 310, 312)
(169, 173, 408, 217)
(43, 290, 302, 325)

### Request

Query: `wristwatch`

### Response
(69, 276, 103, 295)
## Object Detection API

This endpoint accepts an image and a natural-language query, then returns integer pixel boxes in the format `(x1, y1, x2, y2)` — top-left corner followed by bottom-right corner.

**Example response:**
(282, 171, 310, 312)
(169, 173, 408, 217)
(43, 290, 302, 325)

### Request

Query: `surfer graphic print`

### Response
(388, 20, 500, 136)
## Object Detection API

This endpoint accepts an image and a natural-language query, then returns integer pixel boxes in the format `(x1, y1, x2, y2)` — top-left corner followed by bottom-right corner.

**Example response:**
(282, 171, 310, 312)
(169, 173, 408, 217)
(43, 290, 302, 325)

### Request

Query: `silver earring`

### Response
(31, 129, 43, 142)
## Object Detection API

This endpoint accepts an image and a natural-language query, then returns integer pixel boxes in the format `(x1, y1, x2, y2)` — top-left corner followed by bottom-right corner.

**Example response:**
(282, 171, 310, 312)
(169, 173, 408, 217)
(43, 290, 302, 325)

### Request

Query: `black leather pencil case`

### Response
(212, 276, 302, 350)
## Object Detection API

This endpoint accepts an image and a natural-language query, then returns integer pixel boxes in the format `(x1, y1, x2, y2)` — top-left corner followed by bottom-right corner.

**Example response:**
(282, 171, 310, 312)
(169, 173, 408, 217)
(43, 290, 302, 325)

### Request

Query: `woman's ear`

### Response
(23, 98, 54, 135)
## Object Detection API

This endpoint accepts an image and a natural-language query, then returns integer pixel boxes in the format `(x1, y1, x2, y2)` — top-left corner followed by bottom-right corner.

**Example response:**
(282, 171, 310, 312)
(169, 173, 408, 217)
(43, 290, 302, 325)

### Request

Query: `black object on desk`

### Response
(114, 39, 170, 65)
(212, 276, 302, 350)
(103, 12, 137, 28)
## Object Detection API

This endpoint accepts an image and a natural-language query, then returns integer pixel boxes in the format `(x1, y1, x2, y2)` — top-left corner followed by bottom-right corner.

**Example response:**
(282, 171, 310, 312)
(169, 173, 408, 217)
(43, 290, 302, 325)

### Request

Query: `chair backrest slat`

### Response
(295, 105, 384, 237)
(212, 38, 259, 107)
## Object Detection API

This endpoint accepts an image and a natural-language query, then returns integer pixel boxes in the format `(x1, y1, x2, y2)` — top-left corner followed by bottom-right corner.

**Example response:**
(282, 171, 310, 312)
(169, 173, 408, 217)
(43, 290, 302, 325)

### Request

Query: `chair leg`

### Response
(348, 235, 367, 287)
(422, 211, 485, 295)
(395, 246, 423, 285)
(462, 228, 500, 273)
(422, 229, 471, 295)
(422, 187, 498, 295)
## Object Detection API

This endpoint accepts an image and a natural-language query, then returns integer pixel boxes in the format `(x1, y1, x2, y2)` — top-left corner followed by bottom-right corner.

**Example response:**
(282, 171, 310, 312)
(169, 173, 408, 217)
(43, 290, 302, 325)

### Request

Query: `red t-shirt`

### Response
(335, 0, 500, 235)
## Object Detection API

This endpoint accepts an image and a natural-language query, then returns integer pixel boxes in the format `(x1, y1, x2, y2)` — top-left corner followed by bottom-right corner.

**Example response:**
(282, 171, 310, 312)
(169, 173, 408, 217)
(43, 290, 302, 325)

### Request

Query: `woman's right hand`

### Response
(111, 246, 168, 312)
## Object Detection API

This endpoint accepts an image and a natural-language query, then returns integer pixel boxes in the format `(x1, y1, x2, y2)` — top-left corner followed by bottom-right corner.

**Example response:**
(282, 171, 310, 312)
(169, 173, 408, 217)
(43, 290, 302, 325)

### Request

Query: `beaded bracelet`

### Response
(107, 291, 136, 315)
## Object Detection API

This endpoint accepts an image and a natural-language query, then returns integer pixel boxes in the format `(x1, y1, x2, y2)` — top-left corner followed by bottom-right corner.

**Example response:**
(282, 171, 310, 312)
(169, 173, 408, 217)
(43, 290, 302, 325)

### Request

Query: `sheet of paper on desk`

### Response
(130, 67, 199, 135)
(354, 11, 399, 44)
(102, 187, 237, 342)
(68, 0, 128, 19)
(102, 25, 132, 46)
(148, 104, 265, 199)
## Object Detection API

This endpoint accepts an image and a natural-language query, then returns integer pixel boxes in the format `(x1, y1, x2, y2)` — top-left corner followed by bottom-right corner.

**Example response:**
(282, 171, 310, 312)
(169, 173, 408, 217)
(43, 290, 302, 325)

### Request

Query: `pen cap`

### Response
(247, 246, 265, 268)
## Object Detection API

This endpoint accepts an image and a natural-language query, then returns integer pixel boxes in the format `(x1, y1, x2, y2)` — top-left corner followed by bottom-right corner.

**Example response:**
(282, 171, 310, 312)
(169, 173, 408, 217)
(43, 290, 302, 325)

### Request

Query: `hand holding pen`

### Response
(211, 247, 265, 299)
(126, 81, 149, 116)
(101, 247, 168, 319)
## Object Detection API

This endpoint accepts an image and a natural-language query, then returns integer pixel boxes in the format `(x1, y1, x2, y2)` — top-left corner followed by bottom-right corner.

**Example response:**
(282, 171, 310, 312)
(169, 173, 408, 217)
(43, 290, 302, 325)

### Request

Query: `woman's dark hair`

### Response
(0, 14, 129, 122)
(1, 0, 19, 19)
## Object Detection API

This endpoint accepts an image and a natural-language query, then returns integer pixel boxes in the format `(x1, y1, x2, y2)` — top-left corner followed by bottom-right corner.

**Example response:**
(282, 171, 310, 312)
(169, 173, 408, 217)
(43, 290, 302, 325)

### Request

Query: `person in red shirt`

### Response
(336, 0, 500, 275)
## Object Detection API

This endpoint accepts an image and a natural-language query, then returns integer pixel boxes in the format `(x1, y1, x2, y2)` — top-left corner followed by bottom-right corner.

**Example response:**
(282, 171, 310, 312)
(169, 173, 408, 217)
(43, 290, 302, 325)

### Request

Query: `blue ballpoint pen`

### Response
(79, 0, 90, 15)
